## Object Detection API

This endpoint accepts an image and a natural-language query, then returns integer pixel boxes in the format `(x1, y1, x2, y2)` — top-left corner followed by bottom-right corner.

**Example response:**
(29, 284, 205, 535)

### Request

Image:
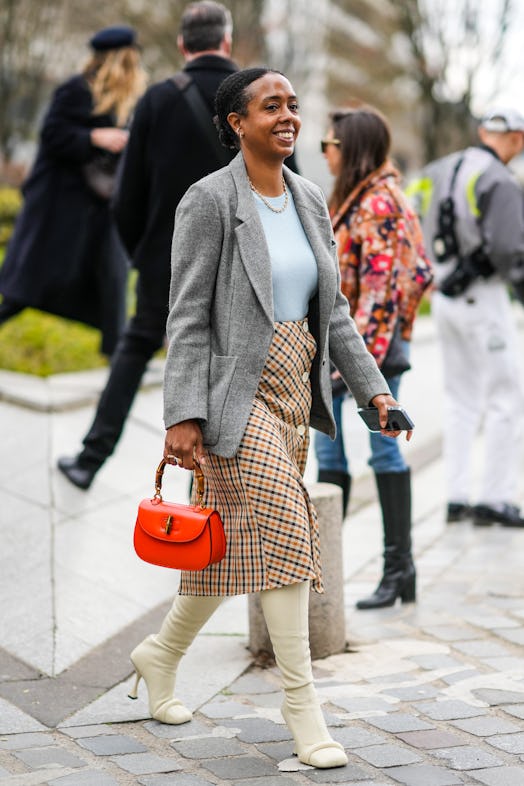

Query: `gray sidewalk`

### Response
(1, 315, 524, 786)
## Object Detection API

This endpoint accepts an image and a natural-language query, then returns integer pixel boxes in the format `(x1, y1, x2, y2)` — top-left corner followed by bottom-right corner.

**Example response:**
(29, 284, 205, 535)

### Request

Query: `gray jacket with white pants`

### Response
(410, 145, 524, 509)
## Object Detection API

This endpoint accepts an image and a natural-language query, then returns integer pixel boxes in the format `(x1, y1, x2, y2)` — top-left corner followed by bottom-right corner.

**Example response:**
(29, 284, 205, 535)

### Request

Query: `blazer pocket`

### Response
(204, 354, 238, 447)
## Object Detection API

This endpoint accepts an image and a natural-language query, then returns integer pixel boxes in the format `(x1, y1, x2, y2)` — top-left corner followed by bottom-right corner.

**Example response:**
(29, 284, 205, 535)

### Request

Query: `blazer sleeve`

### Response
(163, 181, 224, 429)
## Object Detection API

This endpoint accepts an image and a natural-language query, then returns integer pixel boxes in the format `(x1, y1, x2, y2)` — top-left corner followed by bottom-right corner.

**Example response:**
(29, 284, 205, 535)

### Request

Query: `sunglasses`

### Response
(320, 138, 341, 154)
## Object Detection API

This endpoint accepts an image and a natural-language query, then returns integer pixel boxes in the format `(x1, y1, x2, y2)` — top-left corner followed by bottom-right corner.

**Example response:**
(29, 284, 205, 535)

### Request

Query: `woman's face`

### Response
(322, 128, 342, 176)
(230, 73, 301, 162)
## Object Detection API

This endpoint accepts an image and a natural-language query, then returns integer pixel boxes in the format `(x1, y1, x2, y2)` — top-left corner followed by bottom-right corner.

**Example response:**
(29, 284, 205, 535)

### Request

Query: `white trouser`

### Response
(432, 279, 524, 506)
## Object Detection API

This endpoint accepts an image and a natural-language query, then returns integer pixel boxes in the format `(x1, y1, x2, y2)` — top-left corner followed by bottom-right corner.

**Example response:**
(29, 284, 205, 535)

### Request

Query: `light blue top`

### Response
(252, 187, 318, 321)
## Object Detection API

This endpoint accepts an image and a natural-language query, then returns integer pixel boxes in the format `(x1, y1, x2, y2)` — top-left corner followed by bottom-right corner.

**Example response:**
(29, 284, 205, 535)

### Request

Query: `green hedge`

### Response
(0, 186, 22, 247)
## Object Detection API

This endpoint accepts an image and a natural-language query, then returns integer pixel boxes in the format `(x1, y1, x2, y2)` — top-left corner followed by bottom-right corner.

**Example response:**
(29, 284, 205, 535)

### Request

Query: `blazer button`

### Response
(296, 424, 306, 436)
(302, 320, 309, 332)
(302, 372, 309, 383)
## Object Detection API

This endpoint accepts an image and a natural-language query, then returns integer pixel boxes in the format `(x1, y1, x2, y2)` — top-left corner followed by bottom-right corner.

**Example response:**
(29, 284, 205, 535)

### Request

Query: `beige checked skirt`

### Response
(178, 319, 323, 596)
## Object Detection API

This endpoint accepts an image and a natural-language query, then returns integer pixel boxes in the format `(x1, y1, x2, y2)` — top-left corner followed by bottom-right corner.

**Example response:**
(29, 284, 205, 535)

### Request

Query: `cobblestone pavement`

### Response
(1, 317, 524, 785)
(2, 458, 524, 786)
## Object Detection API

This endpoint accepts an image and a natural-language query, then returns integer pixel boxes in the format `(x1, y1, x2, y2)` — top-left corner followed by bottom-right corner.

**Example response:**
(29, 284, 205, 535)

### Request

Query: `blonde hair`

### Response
(82, 47, 147, 127)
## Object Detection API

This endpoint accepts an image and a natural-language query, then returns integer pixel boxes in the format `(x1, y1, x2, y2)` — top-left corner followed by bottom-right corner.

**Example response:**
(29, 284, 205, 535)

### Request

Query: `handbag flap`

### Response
(136, 498, 216, 544)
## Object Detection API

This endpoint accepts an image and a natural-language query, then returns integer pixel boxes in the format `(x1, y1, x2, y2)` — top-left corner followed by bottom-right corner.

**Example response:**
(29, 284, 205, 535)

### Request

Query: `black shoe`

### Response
(57, 456, 97, 490)
(472, 503, 524, 528)
(446, 502, 471, 523)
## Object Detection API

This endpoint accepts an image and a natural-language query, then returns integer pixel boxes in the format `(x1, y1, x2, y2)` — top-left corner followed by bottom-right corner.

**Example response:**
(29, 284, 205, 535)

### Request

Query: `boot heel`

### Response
(401, 574, 416, 603)
(128, 671, 142, 700)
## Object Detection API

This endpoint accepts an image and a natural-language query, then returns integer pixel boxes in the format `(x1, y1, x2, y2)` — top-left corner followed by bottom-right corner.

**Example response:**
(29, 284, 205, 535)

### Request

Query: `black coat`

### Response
(0, 75, 128, 354)
(112, 55, 239, 310)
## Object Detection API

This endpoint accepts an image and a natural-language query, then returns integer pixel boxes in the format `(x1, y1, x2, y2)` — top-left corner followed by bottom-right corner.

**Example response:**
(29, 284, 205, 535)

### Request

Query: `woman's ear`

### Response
(227, 111, 242, 138)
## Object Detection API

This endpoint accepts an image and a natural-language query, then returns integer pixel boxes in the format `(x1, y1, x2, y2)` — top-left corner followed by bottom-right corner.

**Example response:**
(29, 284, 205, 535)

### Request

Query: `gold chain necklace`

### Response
(249, 177, 289, 213)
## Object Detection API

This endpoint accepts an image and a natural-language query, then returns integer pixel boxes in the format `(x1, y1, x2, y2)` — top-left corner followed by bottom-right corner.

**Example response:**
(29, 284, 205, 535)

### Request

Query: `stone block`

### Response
(248, 483, 346, 660)
(432, 745, 503, 769)
(354, 743, 422, 767)
(171, 737, 246, 758)
(452, 716, 522, 736)
(15, 746, 87, 769)
(201, 755, 276, 779)
(78, 734, 148, 755)
(111, 753, 181, 775)
(387, 764, 463, 785)
(366, 714, 434, 733)
(469, 769, 524, 786)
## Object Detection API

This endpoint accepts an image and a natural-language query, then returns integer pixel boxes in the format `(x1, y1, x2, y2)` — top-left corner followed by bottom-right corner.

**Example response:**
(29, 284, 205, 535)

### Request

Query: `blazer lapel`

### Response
(230, 154, 274, 323)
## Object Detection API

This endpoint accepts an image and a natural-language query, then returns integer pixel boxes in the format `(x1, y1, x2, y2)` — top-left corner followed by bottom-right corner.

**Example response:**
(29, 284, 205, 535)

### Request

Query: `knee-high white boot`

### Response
(259, 582, 347, 769)
(129, 594, 223, 724)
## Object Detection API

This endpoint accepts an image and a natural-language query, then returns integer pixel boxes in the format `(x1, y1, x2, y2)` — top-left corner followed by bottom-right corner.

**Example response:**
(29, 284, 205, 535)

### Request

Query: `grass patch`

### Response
(0, 309, 108, 377)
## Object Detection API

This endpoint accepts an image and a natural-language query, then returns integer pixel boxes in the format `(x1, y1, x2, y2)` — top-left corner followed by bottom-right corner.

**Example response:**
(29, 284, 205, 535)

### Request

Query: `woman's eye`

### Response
(289, 103, 299, 112)
(266, 103, 278, 111)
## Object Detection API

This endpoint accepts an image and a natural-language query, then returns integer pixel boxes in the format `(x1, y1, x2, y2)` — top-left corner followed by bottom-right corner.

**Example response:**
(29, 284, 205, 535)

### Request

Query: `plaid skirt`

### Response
(179, 319, 323, 596)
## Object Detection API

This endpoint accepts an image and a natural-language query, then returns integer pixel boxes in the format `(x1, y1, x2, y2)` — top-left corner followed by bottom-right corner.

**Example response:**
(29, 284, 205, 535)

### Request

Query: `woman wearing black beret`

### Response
(0, 26, 146, 354)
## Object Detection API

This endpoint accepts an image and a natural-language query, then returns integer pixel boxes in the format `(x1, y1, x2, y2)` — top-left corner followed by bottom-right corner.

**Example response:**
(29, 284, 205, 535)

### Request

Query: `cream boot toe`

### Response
(260, 582, 348, 769)
(128, 595, 223, 725)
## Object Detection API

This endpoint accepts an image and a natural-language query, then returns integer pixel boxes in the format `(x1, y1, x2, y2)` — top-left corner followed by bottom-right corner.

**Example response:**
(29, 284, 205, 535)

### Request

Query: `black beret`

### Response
(89, 25, 137, 52)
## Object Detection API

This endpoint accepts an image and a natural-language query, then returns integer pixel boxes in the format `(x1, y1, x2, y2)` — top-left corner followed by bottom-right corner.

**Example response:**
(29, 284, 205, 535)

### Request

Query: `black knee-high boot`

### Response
(356, 469, 416, 609)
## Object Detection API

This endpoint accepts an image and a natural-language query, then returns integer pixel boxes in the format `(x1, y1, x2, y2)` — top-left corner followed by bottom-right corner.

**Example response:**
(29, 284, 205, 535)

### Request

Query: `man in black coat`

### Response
(58, 1, 238, 488)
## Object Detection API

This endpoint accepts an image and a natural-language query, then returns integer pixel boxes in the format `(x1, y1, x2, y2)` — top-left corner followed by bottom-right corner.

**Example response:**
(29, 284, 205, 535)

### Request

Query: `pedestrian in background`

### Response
(315, 107, 432, 609)
(127, 68, 406, 770)
(409, 108, 524, 527)
(0, 25, 146, 355)
(57, 1, 238, 490)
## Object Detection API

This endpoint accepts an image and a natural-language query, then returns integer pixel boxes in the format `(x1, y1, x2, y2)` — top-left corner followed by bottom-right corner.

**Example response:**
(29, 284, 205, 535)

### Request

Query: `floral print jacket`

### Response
(332, 161, 433, 368)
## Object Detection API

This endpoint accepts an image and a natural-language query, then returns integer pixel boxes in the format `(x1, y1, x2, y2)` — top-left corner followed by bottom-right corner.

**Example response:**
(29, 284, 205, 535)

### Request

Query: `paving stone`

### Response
(504, 705, 524, 720)
(387, 764, 463, 785)
(410, 655, 464, 670)
(494, 628, 524, 646)
(382, 685, 440, 701)
(366, 714, 434, 733)
(255, 740, 294, 761)
(229, 673, 280, 694)
(221, 717, 292, 743)
(0, 732, 53, 749)
(432, 745, 503, 770)
(200, 699, 256, 718)
(304, 764, 374, 782)
(331, 727, 387, 748)
(330, 696, 397, 714)
(144, 719, 211, 739)
(171, 736, 246, 758)
(417, 700, 487, 720)
(200, 755, 277, 779)
(354, 743, 422, 767)
(483, 657, 524, 671)
(15, 746, 87, 769)
(396, 729, 465, 749)
(247, 692, 285, 709)
(111, 753, 182, 775)
(465, 766, 524, 785)
(138, 776, 215, 786)
(233, 779, 299, 786)
(452, 716, 522, 736)
(473, 689, 524, 706)
(423, 626, 479, 642)
(60, 725, 116, 739)
(486, 732, 524, 754)
(441, 669, 480, 685)
(78, 734, 148, 755)
(48, 770, 120, 786)
(453, 640, 511, 658)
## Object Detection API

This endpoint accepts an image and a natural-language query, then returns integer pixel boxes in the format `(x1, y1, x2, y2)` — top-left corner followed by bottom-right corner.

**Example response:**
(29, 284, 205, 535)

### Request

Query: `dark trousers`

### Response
(80, 275, 169, 469)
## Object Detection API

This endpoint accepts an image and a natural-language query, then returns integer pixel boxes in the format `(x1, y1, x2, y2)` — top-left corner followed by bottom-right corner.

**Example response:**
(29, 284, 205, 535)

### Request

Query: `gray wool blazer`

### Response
(163, 152, 389, 457)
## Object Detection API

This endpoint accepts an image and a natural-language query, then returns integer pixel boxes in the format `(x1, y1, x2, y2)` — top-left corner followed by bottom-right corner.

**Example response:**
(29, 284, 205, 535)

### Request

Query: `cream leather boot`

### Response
(129, 594, 223, 724)
(260, 582, 348, 769)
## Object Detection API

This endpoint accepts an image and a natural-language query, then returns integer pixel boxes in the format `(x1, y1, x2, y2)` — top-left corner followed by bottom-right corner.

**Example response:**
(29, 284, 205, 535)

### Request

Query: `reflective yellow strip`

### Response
(466, 172, 481, 217)
(405, 177, 433, 216)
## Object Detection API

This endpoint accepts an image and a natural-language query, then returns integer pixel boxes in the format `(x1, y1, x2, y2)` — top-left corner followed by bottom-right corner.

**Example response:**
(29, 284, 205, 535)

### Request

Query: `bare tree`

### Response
(392, 0, 515, 161)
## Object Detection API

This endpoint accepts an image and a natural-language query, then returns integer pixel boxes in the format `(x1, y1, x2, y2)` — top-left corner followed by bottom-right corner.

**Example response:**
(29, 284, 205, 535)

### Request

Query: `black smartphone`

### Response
(357, 406, 414, 432)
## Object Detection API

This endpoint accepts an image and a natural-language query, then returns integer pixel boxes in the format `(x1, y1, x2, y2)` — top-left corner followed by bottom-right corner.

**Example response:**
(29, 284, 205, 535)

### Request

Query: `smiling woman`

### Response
(126, 68, 403, 772)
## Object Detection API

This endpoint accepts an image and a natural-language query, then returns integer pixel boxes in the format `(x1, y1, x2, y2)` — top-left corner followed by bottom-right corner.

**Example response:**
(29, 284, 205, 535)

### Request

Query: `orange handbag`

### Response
(134, 458, 226, 571)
